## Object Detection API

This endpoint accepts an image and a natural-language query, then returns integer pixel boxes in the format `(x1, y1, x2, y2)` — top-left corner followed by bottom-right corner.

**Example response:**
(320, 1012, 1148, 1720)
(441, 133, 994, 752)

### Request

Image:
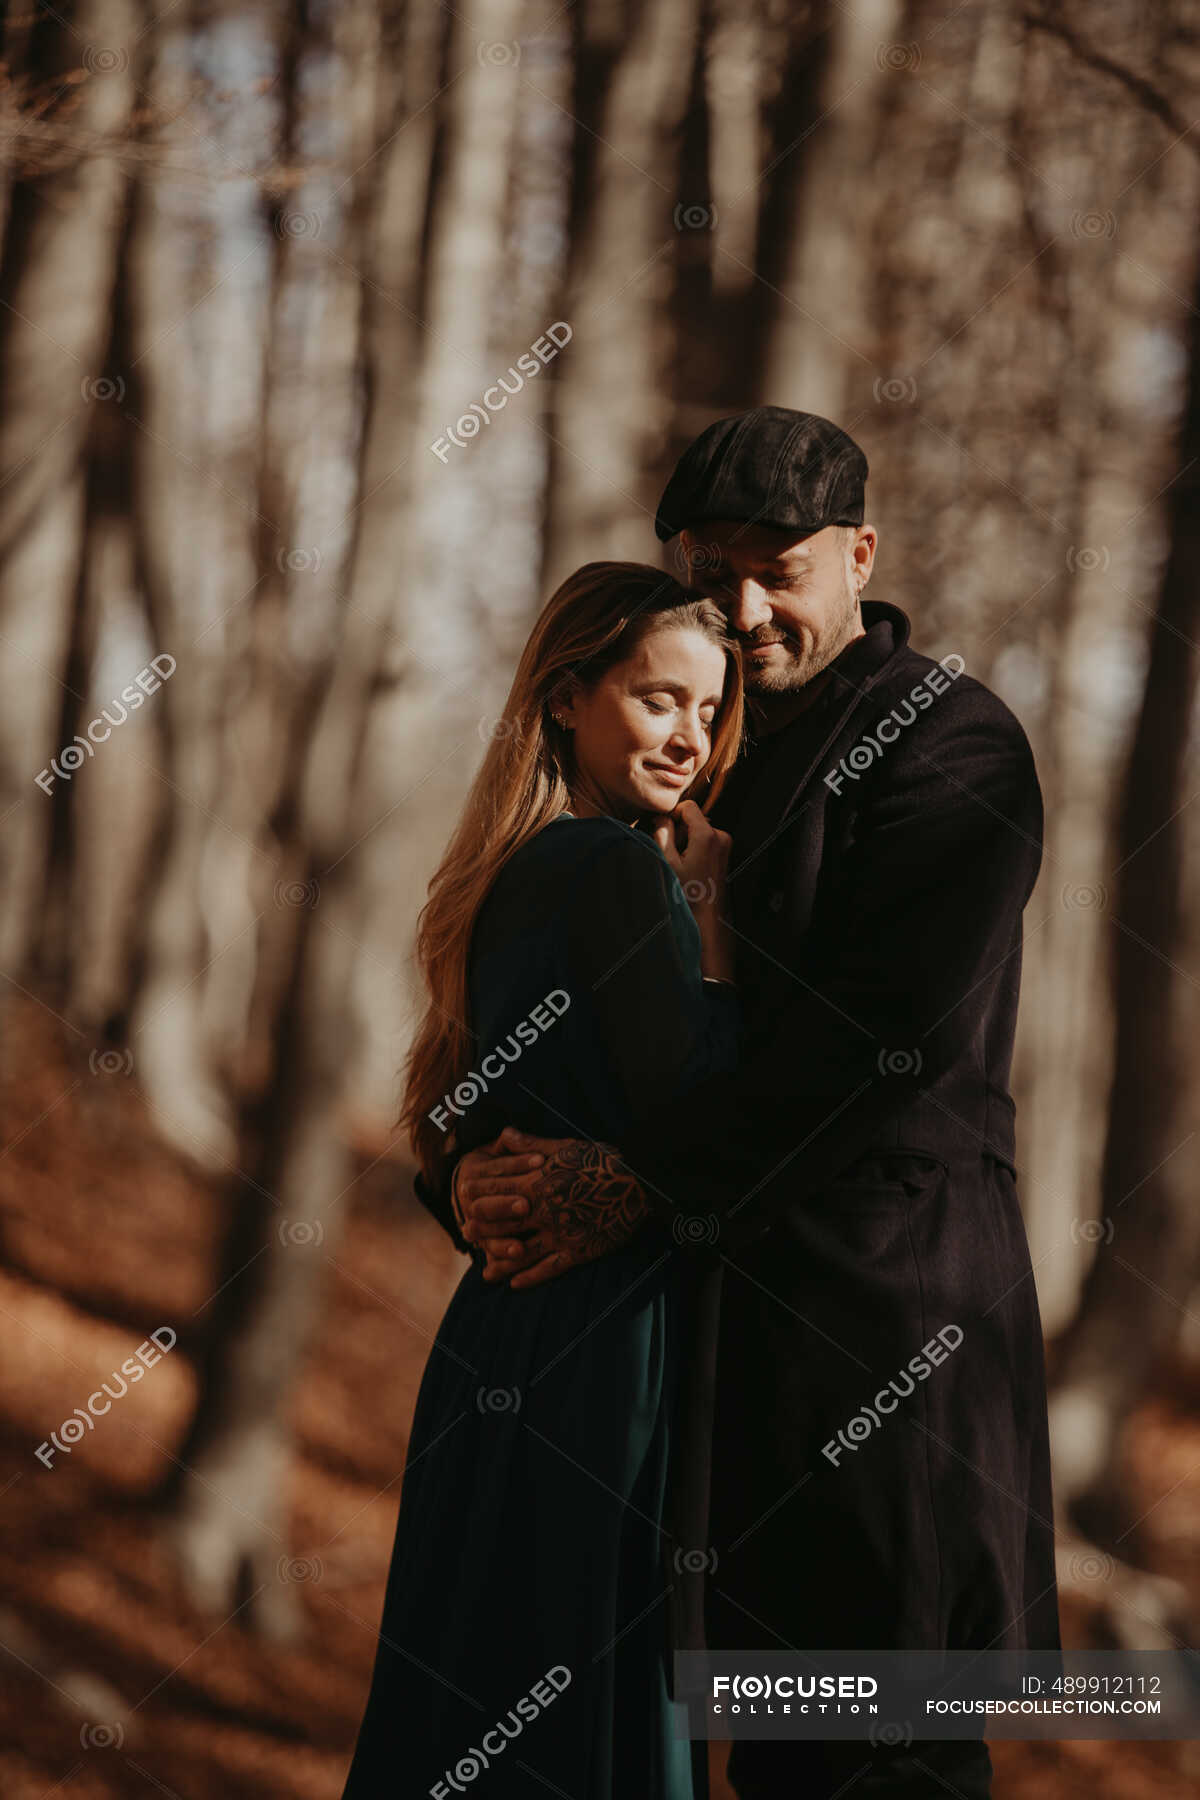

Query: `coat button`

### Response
(768, 889, 784, 912)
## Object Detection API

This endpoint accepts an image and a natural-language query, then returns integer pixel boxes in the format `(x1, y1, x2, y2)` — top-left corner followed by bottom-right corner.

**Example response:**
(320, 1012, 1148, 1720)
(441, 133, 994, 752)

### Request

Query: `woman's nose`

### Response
(670, 715, 706, 756)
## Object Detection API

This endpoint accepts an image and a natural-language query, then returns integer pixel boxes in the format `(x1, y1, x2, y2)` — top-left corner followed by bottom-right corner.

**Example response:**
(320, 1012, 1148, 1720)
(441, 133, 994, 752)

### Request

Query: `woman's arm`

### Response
(461, 822, 741, 1282)
(413, 1139, 544, 1255)
(412, 1161, 471, 1253)
(565, 821, 740, 1121)
(651, 800, 736, 986)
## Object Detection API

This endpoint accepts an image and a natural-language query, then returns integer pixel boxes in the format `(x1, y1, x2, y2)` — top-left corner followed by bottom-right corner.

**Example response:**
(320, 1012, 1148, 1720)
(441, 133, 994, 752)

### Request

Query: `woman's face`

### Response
(559, 624, 729, 819)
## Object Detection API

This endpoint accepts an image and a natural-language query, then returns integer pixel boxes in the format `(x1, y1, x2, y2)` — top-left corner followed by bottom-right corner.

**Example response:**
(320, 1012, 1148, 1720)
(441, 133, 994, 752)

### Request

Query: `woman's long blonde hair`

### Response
(400, 561, 744, 1185)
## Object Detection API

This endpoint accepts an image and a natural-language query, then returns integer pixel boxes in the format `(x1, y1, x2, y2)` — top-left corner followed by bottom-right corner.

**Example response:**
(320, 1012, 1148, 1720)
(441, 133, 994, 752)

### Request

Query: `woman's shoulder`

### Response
(467, 817, 672, 972)
(481, 815, 672, 931)
(516, 812, 664, 871)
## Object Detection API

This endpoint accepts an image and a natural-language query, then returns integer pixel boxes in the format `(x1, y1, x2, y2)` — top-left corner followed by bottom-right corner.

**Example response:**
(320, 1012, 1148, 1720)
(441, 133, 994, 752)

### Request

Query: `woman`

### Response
(340, 563, 744, 1800)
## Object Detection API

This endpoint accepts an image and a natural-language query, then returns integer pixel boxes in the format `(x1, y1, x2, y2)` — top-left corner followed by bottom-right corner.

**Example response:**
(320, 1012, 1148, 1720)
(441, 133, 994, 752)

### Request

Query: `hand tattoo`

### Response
(531, 1140, 649, 1261)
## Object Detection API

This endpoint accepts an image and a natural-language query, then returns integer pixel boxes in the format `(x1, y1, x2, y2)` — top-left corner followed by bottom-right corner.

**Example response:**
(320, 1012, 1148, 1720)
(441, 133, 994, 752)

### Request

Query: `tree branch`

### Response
(1023, 10, 1200, 155)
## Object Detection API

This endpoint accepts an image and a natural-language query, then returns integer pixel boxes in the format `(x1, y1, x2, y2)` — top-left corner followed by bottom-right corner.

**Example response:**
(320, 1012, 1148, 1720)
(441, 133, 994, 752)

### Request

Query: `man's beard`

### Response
(740, 577, 860, 693)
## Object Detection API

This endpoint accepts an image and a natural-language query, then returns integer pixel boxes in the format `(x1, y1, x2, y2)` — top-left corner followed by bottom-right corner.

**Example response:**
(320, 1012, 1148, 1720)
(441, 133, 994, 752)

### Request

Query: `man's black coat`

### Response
(620, 599, 1060, 1659)
(418, 598, 1060, 1662)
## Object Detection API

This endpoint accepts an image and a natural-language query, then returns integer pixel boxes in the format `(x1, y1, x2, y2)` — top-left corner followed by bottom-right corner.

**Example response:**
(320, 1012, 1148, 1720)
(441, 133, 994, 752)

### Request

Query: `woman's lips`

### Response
(645, 763, 691, 786)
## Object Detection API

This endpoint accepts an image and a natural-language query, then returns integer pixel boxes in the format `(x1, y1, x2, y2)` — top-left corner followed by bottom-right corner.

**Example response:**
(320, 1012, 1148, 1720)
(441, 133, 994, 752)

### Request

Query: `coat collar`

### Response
(816, 597, 909, 702)
(723, 599, 912, 880)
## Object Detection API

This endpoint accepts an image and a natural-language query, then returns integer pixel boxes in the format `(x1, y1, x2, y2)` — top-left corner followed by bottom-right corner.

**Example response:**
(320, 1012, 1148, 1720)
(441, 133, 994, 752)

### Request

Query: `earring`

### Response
(552, 712, 569, 729)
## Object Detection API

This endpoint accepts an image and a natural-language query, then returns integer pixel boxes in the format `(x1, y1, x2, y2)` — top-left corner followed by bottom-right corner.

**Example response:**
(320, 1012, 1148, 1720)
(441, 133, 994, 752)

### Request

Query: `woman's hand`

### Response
(652, 799, 731, 899)
(652, 800, 735, 984)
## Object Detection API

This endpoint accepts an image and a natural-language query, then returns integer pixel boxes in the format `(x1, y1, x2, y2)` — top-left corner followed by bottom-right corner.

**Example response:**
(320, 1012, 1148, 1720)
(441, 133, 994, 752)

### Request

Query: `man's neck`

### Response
(748, 612, 870, 737)
(748, 668, 832, 736)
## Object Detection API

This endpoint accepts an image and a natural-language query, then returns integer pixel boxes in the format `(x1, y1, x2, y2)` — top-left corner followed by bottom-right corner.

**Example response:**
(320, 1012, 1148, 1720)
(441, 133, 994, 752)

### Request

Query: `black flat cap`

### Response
(654, 405, 868, 542)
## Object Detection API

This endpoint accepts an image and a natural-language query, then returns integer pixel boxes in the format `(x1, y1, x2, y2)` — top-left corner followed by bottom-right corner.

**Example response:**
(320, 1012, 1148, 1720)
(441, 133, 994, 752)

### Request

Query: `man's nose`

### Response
(723, 580, 773, 634)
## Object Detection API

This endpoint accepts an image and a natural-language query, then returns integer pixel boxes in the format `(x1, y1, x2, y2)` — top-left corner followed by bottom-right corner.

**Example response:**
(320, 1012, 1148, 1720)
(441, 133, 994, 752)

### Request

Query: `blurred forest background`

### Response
(1, 0, 1199, 1795)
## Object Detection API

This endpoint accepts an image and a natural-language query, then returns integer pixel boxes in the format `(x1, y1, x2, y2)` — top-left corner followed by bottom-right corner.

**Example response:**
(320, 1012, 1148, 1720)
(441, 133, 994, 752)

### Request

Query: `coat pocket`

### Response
(822, 1147, 948, 1209)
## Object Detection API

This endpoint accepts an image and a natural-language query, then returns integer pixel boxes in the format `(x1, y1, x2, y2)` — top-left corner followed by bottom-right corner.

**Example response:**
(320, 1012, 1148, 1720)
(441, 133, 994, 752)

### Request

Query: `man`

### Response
(421, 407, 1060, 1797)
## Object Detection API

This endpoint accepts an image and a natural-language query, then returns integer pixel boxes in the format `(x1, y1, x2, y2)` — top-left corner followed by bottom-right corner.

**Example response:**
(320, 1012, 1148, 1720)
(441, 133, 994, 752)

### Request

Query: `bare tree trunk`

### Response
(760, 0, 903, 416)
(123, 0, 272, 1171)
(159, 0, 463, 1632)
(543, 0, 700, 586)
(1049, 236, 1200, 1550)
(0, 0, 139, 996)
(1001, 21, 1141, 1332)
(347, 0, 526, 1129)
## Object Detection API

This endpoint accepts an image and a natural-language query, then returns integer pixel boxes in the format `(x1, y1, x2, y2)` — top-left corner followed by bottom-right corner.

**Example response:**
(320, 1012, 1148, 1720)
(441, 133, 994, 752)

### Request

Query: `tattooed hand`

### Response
(456, 1128, 650, 1289)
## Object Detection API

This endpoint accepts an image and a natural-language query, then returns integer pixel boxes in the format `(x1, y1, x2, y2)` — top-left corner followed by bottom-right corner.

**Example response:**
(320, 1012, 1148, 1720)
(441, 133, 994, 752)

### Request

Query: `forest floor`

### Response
(1, 997, 1197, 1799)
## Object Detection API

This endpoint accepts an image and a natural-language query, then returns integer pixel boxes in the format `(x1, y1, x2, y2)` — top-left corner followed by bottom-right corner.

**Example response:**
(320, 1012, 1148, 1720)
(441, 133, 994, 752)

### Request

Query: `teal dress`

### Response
(341, 814, 738, 1800)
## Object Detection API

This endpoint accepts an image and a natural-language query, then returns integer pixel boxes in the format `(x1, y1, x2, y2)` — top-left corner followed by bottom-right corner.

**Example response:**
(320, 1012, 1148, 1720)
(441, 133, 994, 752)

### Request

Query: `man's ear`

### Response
(851, 523, 877, 592)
